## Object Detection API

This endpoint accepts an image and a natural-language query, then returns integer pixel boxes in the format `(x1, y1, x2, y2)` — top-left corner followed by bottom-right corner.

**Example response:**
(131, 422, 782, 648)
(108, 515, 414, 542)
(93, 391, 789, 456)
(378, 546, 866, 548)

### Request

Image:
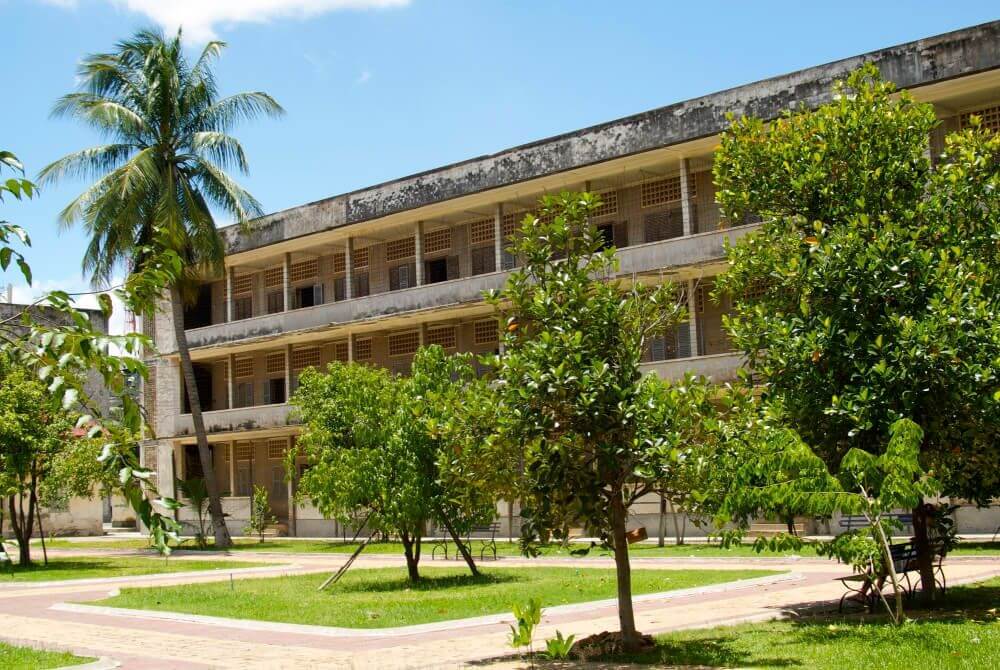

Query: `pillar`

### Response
(494, 203, 504, 271)
(227, 443, 235, 498)
(347, 333, 354, 363)
(286, 436, 296, 537)
(226, 266, 234, 322)
(414, 221, 425, 286)
(284, 343, 293, 399)
(687, 279, 699, 358)
(679, 158, 694, 236)
(345, 238, 354, 300)
(283, 252, 292, 311)
(227, 353, 235, 409)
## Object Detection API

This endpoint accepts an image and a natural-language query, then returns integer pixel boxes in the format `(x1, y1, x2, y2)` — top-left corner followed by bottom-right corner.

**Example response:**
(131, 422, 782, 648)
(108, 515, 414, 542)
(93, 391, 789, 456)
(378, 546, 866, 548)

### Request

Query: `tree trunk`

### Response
(400, 530, 421, 582)
(610, 491, 640, 649)
(657, 495, 666, 548)
(169, 287, 232, 549)
(434, 504, 479, 577)
(8, 493, 33, 566)
(911, 502, 937, 602)
(874, 516, 905, 624)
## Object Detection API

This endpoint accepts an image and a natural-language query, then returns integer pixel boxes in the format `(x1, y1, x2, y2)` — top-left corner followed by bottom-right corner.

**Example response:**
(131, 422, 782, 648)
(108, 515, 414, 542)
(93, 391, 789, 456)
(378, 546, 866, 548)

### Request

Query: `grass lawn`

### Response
(93, 566, 778, 628)
(609, 577, 1000, 669)
(0, 642, 92, 669)
(3, 556, 267, 582)
(38, 537, 1000, 558)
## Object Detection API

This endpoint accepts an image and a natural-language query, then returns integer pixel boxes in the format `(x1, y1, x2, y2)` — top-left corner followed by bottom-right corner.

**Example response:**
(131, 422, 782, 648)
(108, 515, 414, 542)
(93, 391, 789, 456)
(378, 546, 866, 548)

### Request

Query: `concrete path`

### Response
(0, 550, 997, 669)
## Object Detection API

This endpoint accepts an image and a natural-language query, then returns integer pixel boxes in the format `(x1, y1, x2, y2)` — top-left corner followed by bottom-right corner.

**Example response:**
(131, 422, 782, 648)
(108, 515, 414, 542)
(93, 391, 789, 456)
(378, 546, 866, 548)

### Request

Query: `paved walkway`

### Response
(1, 549, 997, 669)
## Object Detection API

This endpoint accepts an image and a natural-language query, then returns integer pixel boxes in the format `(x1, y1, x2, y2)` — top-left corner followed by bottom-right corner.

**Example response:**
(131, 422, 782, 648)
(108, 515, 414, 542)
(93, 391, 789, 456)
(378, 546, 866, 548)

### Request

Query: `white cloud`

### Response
(356, 69, 372, 84)
(42, 0, 411, 42)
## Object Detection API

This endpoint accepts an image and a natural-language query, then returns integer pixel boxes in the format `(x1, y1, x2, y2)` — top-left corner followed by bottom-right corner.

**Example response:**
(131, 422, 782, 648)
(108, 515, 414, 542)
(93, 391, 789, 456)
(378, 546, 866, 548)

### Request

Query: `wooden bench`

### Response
(0, 543, 11, 576)
(839, 513, 912, 531)
(430, 521, 500, 561)
(837, 540, 947, 612)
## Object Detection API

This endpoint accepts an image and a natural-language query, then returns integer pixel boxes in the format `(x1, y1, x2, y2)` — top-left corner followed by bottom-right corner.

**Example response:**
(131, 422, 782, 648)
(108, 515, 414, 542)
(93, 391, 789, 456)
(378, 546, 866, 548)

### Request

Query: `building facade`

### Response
(143, 22, 1000, 538)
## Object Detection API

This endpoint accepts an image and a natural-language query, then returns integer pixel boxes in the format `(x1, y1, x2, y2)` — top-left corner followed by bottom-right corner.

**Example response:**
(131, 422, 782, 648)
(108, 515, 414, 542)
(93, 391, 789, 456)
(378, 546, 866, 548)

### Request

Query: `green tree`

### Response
(487, 191, 688, 649)
(714, 64, 1000, 600)
(244, 484, 277, 544)
(39, 29, 284, 550)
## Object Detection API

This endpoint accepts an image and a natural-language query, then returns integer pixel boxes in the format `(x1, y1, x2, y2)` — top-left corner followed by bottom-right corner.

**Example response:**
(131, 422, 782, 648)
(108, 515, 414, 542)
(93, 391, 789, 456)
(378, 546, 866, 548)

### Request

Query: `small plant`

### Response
(244, 485, 277, 543)
(176, 477, 210, 549)
(544, 630, 576, 659)
(509, 597, 542, 663)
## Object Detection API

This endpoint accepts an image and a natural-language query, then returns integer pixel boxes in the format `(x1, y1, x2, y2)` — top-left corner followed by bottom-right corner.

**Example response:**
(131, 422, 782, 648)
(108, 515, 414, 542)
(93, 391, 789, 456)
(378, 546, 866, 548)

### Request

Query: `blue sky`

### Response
(2, 1, 997, 330)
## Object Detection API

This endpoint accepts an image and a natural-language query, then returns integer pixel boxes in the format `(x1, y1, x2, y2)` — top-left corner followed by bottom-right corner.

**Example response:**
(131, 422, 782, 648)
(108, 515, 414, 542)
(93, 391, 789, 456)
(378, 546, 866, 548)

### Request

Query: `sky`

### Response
(2, 1, 997, 334)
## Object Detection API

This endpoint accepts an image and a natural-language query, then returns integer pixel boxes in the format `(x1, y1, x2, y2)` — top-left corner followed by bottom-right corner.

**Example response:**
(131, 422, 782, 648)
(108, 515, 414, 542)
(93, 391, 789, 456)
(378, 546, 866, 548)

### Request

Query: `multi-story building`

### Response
(143, 21, 1000, 538)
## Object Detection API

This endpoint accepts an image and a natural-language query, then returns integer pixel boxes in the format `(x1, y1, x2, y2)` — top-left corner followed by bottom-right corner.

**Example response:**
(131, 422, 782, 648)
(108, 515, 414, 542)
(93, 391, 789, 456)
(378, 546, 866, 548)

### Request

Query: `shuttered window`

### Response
(388, 331, 420, 356)
(266, 291, 284, 314)
(353, 272, 370, 297)
(474, 319, 498, 345)
(470, 246, 496, 276)
(389, 263, 416, 291)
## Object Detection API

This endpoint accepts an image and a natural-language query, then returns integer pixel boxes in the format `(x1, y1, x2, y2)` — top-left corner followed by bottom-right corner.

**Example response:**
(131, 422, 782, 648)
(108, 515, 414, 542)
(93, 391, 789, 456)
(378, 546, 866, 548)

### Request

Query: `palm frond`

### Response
(190, 158, 264, 226)
(38, 144, 137, 186)
(195, 92, 284, 133)
(190, 132, 249, 173)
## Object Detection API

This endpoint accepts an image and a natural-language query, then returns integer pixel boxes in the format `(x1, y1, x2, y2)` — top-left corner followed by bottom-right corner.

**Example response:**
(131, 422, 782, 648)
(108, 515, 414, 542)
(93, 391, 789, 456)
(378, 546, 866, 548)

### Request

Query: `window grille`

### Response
(267, 438, 286, 460)
(354, 337, 372, 361)
(470, 246, 496, 276)
(266, 291, 283, 314)
(290, 259, 318, 283)
(263, 266, 283, 288)
(235, 441, 252, 460)
(424, 228, 451, 254)
(695, 285, 706, 313)
(333, 252, 346, 274)
(232, 274, 253, 295)
(961, 104, 1000, 133)
(333, 341, 349, 362)
(265, 352, 285, 375)
(388, 331, 420, 356)
(469, 219, 494, 245)
(234, 295, 253, 320)
(643, 208, 684, 242)
(291, 347, 321, 370)
(426, 326, 456, 349)
(354, 247, 369, 269)
(474, 319, 498, 345)
(501, 211, 522, 237)
(235, 382, 254, 408)
(386, 237, 415, 262)
(234, 358, 253, 378)
(742, 280, 768, 302)
(593, 190, 619, 218)
(641, 175, 696, 208)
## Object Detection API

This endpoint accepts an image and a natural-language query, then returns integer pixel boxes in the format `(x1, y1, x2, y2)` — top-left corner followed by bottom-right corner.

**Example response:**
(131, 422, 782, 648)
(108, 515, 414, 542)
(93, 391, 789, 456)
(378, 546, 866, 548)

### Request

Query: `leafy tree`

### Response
(1, 148, 182, 556)
(39, 29, 284, 550)
(714, 64, 1000, 600)
(487, 191, 689, 649)
(244, 484, 277, 544)
(176, 477, 211, 548)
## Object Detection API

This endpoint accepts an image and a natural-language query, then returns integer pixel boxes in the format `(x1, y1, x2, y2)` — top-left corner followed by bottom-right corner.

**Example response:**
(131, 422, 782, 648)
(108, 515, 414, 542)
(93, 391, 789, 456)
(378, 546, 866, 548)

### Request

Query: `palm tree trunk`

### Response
(169, 287, 232, 549)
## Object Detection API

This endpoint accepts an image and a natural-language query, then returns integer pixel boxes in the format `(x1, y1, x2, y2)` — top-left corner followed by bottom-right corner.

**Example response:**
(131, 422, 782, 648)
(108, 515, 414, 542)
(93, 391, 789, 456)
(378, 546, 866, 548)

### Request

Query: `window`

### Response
(474, 319, 498, 345)
(235, 382, 254, 408)
(234, 295, 253, 320)
(641, 175, 696, 208)
(470, 246, 496, 276)
(267, 438, 286, 460)
(266, 352, 285, 375)
(646, 322, 693, 361)
(271, 465, 285, 498)
(424, 256, 459, 284)
(290, 259, 318, 283)
(294, 284, 323, 309)
(961, 104, 1000, 133)
(593, 190, 619, 218)
(234, 358, 253, 378)
(263, 266, 283, 288)
(596, 222, 628, 250)
(354, 247, 369, 269)
(469, 219, 494, 245)
(264, 377, 286, 404)
(235, 442, 252, 460)
(235, 463, 251, 497)
(332, 341, 349, 362)
(426, 326, 456, 349)
(333, 252, 346, 273)
(386, 237, 415, 262)
(388, 331, 420, 357)
(353, 272, 370, 298)
(389, 263, 414, 290)
(424, 228, 451, 254)
(291, 347, 321, 371)
(354, 337, 372, 361)
(266, 290, 284, 314)
(644, 208, 684, 243)
(333, 276, 346, 301)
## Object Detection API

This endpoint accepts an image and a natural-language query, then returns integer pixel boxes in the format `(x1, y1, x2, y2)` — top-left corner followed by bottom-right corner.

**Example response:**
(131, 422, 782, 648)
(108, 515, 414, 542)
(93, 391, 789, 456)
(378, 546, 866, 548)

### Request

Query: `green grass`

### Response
(609, 577, 1000, 669)
(93, 566, 777, 629)
(0, 642, 92, 669)
(2, 556, 268, 582)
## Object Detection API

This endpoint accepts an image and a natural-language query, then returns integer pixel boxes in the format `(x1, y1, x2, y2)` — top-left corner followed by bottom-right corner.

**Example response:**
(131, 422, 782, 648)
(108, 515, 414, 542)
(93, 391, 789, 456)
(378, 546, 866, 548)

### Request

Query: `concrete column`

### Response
(687, 279, 699, 358)
(283, 253, 292, 311)
(227, 353, 235, 409)
(228, 443, 235, 498)
(679, 158, 694, 236)
(347, 333, 354, 363)
(284, 343, 293, 398)
(345, 238, 354, 300)
(226, 266, 234, 322)
(419, 322, 428, 346)
(286, 436, 296, 537)
(414, 221, 425, 286)
(493, 204, 504, 271)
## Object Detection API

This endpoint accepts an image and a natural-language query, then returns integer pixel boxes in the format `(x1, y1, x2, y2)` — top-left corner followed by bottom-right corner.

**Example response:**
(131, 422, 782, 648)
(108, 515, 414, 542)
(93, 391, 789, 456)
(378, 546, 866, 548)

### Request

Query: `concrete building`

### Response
(143, 22, 1000, 538)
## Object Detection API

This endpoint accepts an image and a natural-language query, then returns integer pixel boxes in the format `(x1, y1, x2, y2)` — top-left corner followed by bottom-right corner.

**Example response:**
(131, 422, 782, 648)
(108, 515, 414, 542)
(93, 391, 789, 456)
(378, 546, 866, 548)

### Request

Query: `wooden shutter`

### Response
(613, 221, 629, 248)
(446, 256, 460, 280)
(334, 276, 346, 301)
(312, 283, 324, 305)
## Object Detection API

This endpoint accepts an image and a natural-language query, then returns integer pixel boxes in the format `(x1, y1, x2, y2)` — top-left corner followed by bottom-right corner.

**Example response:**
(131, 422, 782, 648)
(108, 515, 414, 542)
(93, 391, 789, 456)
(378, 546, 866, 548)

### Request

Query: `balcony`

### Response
(171, 403, 298, 440)
(640, 352, 743, 382)
(177, 223, 760, 354)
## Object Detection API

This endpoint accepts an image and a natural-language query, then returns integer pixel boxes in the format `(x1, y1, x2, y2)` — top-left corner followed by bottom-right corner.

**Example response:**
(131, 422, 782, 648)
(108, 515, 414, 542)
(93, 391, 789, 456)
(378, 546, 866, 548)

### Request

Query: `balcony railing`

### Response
(172, 403, 298, 439)
(173, 224, 760, 354)
(639, 351, 743, 382)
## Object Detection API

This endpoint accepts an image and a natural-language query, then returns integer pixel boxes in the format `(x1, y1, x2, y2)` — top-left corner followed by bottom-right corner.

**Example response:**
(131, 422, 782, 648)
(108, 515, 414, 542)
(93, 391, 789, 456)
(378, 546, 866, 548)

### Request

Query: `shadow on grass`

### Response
(328, 570, 523, 595)
(592, 580, 1000, 667)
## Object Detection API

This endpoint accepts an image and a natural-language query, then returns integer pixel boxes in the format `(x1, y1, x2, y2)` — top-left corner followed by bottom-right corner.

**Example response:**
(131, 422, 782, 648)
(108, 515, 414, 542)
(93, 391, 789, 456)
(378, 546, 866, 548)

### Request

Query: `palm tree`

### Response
(40, 29, 283, 548)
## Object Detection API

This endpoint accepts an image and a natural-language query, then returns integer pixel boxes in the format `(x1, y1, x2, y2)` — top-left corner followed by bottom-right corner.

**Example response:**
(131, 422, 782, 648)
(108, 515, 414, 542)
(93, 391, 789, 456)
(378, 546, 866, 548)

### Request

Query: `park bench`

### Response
(430, 521, 500, 561)
(0, 542, 11, 576)
(837, 540, 947, 612)
(839, 513, 912, 531)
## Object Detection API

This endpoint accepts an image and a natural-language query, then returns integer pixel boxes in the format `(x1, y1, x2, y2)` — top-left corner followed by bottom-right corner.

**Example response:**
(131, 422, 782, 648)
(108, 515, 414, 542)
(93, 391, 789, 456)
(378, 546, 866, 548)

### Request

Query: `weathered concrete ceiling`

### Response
(221, 21, 1000, 256)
